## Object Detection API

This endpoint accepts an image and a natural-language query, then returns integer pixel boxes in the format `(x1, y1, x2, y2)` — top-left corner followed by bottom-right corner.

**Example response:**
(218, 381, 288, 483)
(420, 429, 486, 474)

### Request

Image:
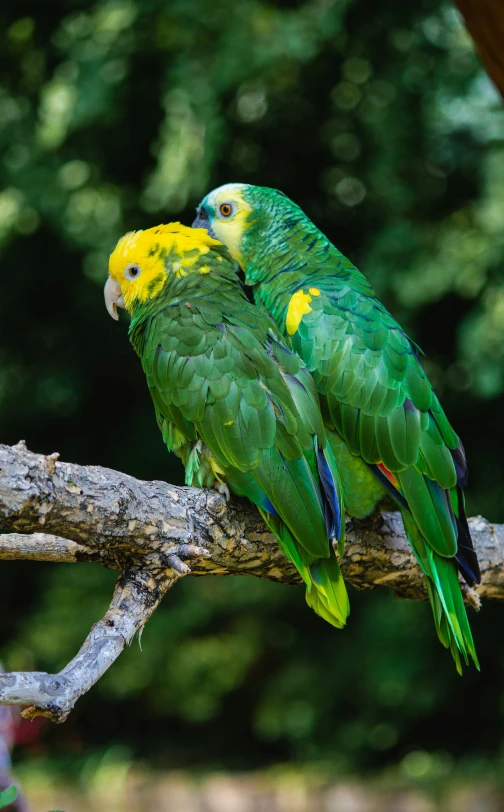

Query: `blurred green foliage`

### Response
(1, 0, 504, 794)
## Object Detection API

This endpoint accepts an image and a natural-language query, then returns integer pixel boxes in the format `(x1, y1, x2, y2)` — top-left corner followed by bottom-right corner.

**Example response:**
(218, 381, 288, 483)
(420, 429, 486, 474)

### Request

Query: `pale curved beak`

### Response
(104, 276, 125, 321)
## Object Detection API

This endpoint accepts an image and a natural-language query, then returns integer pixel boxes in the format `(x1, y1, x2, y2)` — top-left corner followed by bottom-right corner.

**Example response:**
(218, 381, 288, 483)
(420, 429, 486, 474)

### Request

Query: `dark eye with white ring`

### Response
(218, 202, 234, 218)
(125, 264, 141, 281)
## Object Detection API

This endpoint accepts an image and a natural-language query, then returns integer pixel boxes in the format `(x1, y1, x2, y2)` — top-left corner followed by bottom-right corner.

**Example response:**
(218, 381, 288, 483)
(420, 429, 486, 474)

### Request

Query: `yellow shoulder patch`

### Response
(286, 288, 320, 336)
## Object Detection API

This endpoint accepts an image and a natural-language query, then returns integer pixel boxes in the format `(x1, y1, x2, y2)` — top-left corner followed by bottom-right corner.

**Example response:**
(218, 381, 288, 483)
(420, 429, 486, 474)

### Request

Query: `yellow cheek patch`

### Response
(121, 272, 166, 311)
(209, 192, 253, 266)
(286, 288, 320, 336)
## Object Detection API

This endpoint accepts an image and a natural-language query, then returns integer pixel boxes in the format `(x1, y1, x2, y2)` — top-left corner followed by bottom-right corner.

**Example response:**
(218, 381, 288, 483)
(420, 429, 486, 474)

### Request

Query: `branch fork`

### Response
(0, 442, 502, 722)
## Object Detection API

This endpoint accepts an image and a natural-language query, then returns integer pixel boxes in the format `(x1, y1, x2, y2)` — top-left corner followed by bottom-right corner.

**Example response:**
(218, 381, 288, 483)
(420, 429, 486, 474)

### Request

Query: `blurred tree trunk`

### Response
(455, 0, 504, 98)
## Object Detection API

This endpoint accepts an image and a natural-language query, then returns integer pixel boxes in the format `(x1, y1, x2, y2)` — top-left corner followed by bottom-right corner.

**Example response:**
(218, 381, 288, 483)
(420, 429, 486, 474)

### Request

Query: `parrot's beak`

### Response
(104, 276, 125, 321)
(192, 209, 216, 237)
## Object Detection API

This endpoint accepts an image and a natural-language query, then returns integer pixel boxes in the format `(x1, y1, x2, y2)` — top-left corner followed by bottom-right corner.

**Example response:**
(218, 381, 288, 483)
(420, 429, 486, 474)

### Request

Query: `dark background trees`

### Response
(1, 0, 504, 806)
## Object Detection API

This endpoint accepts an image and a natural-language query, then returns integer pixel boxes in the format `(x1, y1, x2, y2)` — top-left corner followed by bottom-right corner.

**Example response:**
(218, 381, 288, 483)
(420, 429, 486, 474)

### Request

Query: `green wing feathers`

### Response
(140, 291, 349, 629)
(289, 286, 480, 669)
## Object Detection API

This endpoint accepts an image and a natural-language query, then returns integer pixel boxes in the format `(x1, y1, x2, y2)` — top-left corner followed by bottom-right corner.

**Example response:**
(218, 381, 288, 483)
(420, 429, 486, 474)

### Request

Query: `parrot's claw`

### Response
(215, 482, 231, 502)
(345, 518, 354, 534)
(163, 543, 212, 576)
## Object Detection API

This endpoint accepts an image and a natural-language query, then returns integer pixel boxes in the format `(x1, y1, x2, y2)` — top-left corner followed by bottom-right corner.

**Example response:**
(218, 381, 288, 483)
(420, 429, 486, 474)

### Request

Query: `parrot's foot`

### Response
(345, 517, 354, 534)
(214, 481, 231, 502)
(462, 584, 482, 611)
(162, 543, 212, 576)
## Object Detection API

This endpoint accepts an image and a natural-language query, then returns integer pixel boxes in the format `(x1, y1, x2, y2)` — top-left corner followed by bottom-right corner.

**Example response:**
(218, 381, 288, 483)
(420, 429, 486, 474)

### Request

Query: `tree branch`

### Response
(3, 568, 171, 724)
(0, 534, 90, 564)
(0, 441, 502, 721)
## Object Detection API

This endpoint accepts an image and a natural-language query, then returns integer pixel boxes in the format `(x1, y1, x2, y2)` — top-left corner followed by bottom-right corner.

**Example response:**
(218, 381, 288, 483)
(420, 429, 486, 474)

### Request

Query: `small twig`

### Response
(0, 568, 172, 723)
(0, 534, 98, 564)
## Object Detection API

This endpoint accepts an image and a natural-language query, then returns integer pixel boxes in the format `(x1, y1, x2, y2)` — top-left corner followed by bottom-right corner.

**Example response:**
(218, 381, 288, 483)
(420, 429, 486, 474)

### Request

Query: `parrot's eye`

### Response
(219, 203, 234, 218)
(125, 264, 141, 281)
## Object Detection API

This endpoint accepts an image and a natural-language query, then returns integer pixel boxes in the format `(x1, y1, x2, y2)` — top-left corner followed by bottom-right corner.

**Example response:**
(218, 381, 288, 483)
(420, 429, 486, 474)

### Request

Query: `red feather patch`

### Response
(377, 462, 399, 489)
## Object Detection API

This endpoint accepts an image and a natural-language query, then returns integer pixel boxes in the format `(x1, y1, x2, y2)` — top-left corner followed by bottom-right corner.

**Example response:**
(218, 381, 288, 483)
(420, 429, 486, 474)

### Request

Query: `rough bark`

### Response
(0, 441, 503, 722)
(455, 0, 504, 99)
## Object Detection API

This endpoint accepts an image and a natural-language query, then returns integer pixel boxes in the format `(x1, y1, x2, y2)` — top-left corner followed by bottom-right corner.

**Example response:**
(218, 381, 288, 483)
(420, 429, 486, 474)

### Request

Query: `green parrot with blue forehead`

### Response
(193, 184, 481, 672)
(105, 222, 349, 629)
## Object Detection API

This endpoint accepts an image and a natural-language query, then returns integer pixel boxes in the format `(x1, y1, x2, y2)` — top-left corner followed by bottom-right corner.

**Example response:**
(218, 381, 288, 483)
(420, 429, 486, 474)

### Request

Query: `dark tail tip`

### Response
(455, 487, 481, 585)
(451, 441, 468, 488)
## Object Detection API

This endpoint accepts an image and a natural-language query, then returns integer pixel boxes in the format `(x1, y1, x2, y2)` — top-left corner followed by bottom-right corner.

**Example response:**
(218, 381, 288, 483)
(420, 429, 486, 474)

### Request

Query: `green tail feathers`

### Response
(401, 511, 479, 673)
(307, 551, 350, 629)
(261, 510, 350, 629)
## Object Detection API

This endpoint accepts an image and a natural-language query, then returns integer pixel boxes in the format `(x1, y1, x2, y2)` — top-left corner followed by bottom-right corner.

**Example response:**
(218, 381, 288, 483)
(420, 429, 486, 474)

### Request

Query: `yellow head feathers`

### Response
(107, 222, 222, 313)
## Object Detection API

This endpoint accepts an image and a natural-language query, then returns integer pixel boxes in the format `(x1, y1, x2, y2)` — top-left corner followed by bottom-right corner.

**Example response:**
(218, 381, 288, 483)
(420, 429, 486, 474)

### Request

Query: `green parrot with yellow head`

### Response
(105, 222, 349, 629)
(193, 183, 481, 672)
